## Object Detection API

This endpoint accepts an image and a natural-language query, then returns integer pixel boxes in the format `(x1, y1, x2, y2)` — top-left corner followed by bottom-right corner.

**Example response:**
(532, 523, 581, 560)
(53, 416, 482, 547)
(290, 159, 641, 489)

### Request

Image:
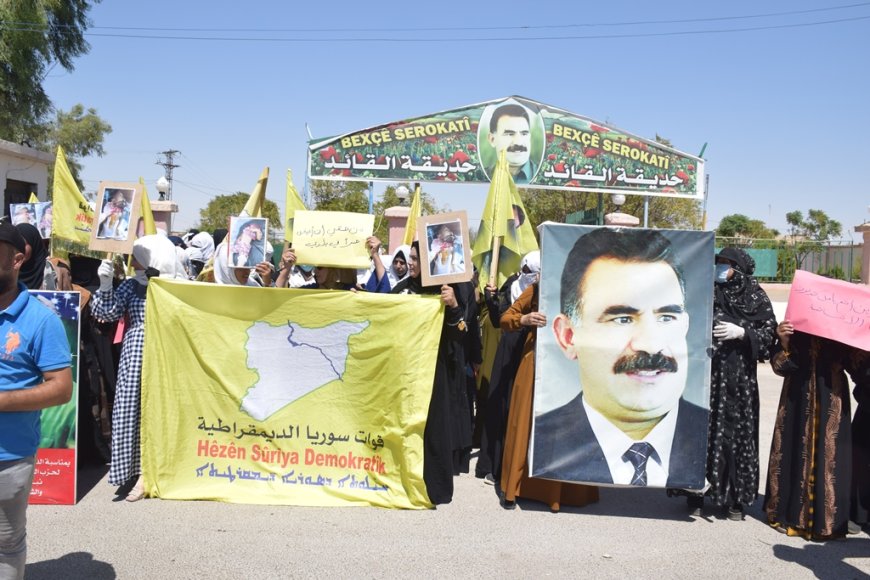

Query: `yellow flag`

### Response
(28, 192, 39, 203)
(50, 145, 94, 246)
(141, 279, 443, 508)
(471, 151, 538, 290)
(284, 169, 306, 243)
(401, 184, 422, 246)
(242, 167, 269, 218)
(138, 177, 158, 236)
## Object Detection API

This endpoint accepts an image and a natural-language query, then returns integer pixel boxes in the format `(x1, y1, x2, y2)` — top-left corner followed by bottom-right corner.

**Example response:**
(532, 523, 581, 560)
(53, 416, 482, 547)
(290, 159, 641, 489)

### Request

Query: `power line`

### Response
(2, 2, 869, 34)
(1, 9, 869, 42)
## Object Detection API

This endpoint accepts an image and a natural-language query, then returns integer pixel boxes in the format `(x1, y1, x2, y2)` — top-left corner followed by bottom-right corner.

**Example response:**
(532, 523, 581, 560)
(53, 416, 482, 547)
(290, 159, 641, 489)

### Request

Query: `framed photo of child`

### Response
(417, 210, 472, 287)
(227, 216, 268, 269)
(88, 182, 143, 254)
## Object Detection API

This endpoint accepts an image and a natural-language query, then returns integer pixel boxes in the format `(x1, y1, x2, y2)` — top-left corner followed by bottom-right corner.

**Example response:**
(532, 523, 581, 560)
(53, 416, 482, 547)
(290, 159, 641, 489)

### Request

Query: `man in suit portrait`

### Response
(532, 227, 708, 488)
(484, 103, 539, 184)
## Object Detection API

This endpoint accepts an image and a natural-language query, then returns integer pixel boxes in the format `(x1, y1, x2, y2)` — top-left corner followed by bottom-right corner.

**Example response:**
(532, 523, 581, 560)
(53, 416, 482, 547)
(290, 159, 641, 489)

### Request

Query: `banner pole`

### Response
(488, 236, 501, 287)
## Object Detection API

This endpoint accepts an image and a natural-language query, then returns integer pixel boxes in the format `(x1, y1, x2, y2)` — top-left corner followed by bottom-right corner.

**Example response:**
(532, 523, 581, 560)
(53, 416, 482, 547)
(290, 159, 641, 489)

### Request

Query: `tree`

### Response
(783, 209, 843, 276)
(309, 180, 370, 213)
(197, 192, 282, 234)
(0, 1, 100, 143)
(40, 104, 112, 190)
(716, 214, 778, 239)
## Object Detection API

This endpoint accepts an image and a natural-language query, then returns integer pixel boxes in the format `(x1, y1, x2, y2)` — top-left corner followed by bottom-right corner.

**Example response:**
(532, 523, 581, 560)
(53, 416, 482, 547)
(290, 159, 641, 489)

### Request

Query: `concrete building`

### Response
(1, 139, 53, 220)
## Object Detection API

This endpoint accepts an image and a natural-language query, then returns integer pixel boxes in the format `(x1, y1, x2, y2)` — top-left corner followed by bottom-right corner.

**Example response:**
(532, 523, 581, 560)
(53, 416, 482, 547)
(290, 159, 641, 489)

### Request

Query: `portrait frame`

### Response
(417, 210, 473, 287)
(227, 216, 269, 269)
(89, 181, 143, 254)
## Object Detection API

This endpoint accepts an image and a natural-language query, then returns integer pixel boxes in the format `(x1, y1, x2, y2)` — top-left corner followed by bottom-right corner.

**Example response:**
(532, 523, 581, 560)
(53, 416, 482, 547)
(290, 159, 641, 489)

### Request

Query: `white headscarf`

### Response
(131, 234, 185, 285)
(186, 231, 215, 263)
(510, 250, 541, 303)
(212, 240, 262, 286)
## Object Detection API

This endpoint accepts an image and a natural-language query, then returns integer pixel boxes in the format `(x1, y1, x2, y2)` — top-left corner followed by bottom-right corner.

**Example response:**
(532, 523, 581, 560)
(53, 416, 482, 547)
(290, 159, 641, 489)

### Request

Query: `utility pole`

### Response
(155, 149, 181, 200)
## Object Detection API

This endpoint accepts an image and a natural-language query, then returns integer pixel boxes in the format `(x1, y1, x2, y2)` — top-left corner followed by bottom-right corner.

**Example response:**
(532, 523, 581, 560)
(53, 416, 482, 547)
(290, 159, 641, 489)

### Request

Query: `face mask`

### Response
(520, 271, 538, 286)
(714, 263, 731, 283)
(133, 269, 149, 286)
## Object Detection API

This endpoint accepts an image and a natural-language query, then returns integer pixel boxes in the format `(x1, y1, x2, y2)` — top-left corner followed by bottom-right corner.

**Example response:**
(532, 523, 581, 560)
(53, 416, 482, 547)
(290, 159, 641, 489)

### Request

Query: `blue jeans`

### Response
(0, 457, 35, 580)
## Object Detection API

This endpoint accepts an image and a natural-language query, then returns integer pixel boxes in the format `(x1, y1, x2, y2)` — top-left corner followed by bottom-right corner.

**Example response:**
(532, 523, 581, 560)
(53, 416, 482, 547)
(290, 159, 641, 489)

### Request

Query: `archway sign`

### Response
(308, 96, 704, 200)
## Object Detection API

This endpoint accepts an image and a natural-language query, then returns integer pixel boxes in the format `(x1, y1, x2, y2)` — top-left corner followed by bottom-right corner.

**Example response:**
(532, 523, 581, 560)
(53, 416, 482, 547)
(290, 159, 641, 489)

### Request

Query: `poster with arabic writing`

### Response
(308, 96, 704, 199)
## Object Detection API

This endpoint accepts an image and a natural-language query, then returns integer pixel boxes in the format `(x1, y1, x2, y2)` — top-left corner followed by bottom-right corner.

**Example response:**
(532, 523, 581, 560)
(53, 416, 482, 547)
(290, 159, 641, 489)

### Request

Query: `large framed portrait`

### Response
(416, 211, 473, 287)
(476, 97, 546, 185)
(227, 216, 268, 269)
(530, 224, 714, 490)
(89, 182, 143, 254)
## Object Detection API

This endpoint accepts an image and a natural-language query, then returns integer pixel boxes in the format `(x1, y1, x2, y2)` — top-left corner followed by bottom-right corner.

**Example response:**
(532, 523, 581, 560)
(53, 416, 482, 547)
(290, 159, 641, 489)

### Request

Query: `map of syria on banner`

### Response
(141, 280, 443, 508)
(784, 270, 870, 351)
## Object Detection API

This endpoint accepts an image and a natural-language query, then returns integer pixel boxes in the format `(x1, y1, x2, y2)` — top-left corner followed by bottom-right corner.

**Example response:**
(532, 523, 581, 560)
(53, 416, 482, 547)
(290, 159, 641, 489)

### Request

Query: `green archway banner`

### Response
(308, 96, 704, 199)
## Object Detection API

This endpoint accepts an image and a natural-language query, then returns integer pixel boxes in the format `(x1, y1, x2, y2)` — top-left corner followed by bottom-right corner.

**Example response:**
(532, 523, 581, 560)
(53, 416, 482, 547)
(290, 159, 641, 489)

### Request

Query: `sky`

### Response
(42, 0, 870, 239)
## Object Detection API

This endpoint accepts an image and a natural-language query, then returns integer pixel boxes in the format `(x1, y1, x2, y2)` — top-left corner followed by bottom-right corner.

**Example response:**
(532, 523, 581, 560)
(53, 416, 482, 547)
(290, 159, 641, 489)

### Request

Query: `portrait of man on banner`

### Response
(531, 225, 713, 490)
(477, 99, 545, 184)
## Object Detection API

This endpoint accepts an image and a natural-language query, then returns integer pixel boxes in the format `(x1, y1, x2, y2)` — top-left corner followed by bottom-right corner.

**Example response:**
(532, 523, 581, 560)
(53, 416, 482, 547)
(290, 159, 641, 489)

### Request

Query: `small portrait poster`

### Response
(10, 203, 37, 226)
(228, 216, 268, 269)
(417, 211, 472, 287)
(35, 202, 53, 239)
(89, 181, 143, 254)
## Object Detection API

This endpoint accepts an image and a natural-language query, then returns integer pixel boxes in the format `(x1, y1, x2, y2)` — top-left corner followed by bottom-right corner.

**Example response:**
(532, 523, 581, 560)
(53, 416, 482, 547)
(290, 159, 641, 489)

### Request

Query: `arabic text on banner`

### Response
(784, 270, 870, 351)
(141, 280, 443, 508)
(308, 96, 703, 199)
(291, 210, 374, 269)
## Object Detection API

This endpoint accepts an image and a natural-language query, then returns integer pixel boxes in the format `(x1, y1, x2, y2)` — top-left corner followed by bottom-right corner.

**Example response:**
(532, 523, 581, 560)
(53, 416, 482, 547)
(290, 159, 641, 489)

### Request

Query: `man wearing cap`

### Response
(0, 222, 72, 578)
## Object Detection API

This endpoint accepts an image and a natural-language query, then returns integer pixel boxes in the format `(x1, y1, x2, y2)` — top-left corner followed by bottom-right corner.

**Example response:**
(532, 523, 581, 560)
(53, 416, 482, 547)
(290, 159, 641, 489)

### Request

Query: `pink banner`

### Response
(784, 270, 870, 351)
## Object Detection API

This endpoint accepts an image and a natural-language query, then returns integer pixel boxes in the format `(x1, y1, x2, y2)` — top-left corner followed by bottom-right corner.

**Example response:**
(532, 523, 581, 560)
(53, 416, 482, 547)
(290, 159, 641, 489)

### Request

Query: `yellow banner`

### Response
(141, 280, 443, 508)
(284, 169, 306, 243)
(291, 210, 374, 268)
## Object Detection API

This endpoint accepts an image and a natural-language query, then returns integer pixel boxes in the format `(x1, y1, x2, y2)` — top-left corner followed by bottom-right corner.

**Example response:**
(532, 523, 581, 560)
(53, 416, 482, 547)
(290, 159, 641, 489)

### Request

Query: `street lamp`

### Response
(611, 193, 626, 209)
(156, 176, 170, 201)
(395, 185, 409, 205)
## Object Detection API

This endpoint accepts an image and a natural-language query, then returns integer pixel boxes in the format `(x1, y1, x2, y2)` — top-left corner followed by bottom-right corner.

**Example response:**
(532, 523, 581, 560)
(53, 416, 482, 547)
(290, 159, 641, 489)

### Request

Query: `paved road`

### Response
(25, 363, 869, 579)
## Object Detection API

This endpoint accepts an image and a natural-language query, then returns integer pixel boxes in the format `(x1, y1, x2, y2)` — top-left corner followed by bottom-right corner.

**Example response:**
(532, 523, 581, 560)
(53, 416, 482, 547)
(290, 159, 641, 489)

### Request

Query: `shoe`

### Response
(501, 498, 516, 510)
(687, 495, 703, 517)
(483, 474, 496, 486)
(727, 505, 743, 521)
(125, 476, 144, 502)
(847, 521, 862, 535)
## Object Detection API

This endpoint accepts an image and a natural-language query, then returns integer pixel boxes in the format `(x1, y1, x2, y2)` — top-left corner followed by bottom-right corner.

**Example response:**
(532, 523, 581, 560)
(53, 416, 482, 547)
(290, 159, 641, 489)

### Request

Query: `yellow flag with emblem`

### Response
(284, 169, 306, 243)
(471, 151, 538, 290)
(141, 279, 443, 508)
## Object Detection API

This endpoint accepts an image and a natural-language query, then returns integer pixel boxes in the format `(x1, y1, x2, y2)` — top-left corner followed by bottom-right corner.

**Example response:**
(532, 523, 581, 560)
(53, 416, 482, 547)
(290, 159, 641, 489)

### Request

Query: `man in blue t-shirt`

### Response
(0, 222, 72, 579)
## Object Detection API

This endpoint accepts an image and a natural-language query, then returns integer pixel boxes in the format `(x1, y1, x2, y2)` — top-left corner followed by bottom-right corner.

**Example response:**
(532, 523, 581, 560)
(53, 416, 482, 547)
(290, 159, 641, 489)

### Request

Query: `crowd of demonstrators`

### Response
(4, 209, 869, 536)
(0, 222, 73, 579)
(91, 234, 186, 501)
(765, 320, 870, 540)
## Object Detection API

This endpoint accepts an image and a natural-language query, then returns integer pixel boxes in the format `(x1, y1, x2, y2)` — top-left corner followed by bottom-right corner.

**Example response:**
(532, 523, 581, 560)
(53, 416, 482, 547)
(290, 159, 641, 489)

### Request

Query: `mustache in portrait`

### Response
(612, 351, 678, 374)
(506, 144, 528, 153)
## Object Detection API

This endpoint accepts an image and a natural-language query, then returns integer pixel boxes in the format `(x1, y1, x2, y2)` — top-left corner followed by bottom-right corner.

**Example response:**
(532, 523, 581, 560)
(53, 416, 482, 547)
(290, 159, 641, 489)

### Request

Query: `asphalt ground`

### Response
(24, 362, 870, 579)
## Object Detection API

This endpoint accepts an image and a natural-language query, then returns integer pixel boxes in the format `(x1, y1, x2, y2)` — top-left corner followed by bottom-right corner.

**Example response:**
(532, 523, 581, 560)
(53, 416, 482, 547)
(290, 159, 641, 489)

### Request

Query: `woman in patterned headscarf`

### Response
(688, 248, 777, 519)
